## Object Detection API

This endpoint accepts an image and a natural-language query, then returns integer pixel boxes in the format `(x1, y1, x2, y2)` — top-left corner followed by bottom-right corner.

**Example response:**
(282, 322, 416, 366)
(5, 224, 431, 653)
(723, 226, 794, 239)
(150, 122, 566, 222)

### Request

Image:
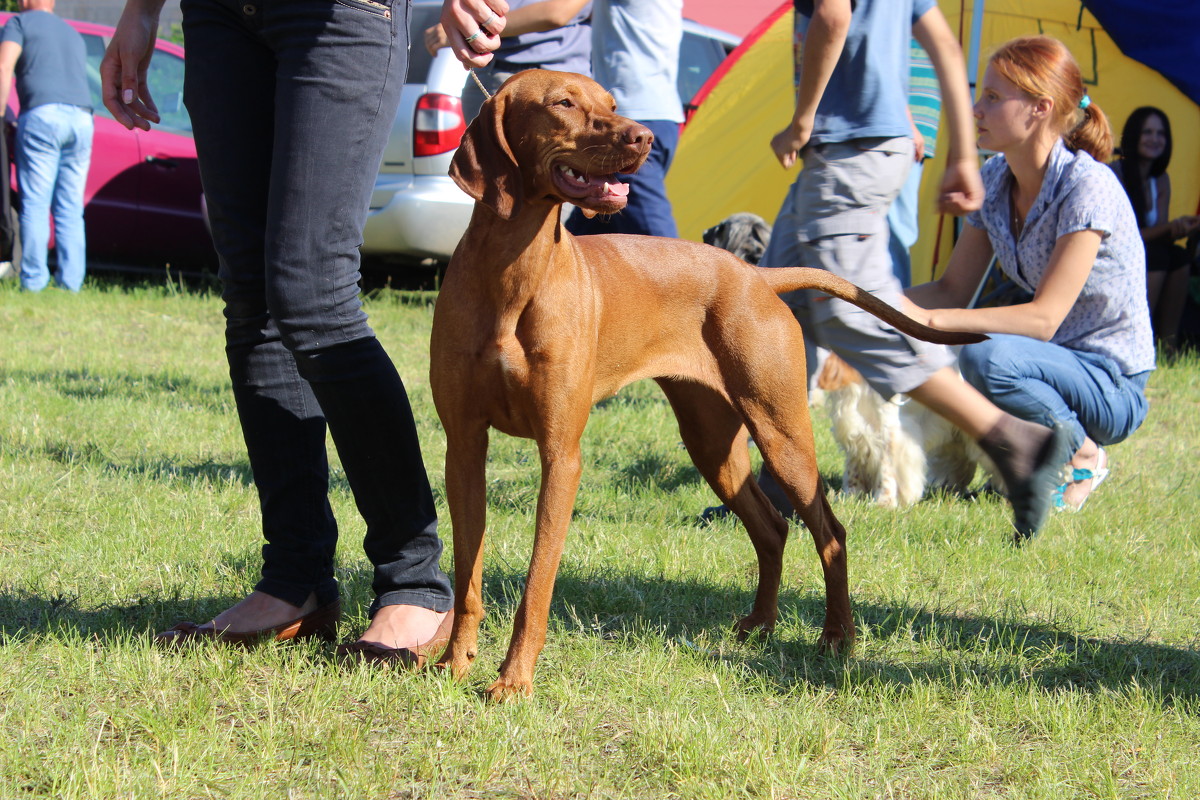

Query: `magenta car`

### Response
(1, 13, 214, 267)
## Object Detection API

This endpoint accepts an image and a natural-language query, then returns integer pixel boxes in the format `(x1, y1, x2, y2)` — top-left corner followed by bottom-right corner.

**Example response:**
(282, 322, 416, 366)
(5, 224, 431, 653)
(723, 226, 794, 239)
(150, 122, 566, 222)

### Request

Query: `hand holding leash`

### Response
(440, 0, 508, 68)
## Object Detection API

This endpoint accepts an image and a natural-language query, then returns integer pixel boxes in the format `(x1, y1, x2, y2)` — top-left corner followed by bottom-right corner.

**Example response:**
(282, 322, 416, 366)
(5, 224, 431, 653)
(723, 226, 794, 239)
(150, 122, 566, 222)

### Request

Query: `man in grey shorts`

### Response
(774, 136, 956, 392)
(759, 0, 1071, 540)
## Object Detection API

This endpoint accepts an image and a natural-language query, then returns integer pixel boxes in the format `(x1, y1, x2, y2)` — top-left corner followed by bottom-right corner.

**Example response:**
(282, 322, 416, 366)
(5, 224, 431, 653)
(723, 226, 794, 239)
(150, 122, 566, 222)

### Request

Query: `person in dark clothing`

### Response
(100, 0, 455, 662)
(1111, 106, 1200, 351)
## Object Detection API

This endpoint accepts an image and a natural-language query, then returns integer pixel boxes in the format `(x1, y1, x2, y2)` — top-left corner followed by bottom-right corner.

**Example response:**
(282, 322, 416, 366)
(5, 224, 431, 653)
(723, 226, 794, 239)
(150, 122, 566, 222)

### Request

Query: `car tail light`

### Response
(413, 93, 467, 157)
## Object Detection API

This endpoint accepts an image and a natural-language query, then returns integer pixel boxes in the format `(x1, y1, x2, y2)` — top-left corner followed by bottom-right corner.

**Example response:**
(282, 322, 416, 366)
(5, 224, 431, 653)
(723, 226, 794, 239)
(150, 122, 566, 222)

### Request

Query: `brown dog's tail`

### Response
(758, 266, 986, 346)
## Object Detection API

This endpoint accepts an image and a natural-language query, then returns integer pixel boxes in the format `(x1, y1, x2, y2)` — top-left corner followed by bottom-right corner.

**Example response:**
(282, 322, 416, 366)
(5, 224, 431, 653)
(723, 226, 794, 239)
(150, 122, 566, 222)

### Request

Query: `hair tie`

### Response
(1078, 94, 1091, 110)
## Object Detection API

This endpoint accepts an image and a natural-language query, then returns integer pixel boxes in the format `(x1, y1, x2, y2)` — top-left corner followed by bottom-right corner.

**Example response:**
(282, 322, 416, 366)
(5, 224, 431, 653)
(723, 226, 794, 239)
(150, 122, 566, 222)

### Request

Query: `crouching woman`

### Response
(905, 35, 1153, 512)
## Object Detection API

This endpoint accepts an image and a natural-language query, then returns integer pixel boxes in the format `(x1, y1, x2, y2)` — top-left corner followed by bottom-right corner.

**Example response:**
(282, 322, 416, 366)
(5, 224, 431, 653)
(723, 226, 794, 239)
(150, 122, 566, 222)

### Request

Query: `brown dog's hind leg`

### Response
(658, 379, 788, 640)
(437, 424, 491, 681)
(746, 414, 855, 656)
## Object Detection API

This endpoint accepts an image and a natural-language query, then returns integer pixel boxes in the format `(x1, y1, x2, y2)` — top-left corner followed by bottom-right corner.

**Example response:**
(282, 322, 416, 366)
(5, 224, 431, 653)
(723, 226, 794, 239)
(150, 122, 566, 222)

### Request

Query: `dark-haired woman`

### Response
(1112, 106, 1200, 351)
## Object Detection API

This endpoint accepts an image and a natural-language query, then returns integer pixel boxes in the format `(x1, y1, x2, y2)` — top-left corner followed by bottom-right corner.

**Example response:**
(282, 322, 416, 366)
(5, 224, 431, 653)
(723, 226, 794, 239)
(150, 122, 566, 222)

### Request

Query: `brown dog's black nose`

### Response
(625, 123, 654, 148)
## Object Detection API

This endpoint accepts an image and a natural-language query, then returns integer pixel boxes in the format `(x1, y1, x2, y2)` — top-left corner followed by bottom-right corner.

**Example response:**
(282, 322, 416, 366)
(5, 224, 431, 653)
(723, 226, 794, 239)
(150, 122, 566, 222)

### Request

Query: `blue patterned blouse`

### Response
(966, 139, 1155, 376)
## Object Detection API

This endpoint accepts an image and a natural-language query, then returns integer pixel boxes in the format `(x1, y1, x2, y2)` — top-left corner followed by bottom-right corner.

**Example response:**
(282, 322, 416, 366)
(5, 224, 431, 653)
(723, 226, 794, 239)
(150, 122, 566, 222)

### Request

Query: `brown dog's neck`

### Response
(458, 200, 575, 284)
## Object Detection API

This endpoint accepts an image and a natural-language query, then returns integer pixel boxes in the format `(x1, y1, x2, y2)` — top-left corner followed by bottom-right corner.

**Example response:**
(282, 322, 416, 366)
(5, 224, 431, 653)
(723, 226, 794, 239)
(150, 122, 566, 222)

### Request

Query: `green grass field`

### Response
(1, 278, 1198, 799)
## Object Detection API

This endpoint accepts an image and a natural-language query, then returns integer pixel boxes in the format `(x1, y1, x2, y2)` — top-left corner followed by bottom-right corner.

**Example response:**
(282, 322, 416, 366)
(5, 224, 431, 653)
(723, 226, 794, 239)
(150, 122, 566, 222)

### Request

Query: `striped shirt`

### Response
(907, 41, 939, 158)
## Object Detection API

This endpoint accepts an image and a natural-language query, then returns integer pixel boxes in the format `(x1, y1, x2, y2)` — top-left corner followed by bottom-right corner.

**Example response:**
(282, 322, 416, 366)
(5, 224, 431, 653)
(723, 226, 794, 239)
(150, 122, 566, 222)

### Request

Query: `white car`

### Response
(360, 0, 740, 272)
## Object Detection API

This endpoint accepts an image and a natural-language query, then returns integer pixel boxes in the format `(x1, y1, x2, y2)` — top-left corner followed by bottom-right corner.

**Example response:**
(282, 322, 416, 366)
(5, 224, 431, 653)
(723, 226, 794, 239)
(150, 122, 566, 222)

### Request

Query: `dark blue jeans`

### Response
(566, 119, 680, 237)
(181, 0, 452, 615)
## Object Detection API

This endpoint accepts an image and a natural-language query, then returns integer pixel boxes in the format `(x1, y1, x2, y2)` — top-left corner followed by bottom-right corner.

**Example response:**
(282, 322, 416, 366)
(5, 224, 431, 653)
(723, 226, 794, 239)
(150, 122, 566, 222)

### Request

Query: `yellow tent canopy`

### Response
(667, 0, 1200, 283)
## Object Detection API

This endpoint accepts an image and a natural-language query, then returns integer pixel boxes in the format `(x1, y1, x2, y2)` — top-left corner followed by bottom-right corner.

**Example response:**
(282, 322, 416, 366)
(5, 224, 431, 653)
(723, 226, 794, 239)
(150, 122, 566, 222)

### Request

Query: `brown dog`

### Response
(429, 70, 980, 700)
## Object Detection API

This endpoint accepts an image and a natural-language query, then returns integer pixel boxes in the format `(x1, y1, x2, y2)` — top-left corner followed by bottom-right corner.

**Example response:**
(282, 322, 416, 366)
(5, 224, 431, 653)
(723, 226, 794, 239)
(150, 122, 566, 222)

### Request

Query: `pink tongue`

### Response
(565, 167, 630, 200)
(603, 181, 630, 198)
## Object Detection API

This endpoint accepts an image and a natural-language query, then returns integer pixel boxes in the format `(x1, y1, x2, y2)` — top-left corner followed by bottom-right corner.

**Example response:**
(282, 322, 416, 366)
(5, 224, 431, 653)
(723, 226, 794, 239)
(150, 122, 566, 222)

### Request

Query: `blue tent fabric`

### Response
(1082, 0, 1200, 105)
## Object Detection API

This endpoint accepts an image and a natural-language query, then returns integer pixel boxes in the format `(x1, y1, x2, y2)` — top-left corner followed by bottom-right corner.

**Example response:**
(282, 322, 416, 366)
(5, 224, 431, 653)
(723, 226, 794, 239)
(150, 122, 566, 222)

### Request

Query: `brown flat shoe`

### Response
(154, 599, 342, 647)
(336, 609, 455, 668)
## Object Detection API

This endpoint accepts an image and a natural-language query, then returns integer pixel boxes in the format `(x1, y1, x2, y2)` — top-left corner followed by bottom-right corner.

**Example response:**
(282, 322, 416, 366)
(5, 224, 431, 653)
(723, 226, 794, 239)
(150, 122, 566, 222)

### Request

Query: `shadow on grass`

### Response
(3, 558, 1196, 708)
(606, 464, 848, 508)
(540, 567, 1200, 708)
(0, 366, 230, 408)
(1, 433, 258, 488)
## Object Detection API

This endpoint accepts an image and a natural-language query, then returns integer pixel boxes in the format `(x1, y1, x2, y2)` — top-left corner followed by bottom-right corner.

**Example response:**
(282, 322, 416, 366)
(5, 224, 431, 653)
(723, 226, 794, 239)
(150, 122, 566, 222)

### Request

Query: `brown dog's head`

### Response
(450, 69, 654, 220)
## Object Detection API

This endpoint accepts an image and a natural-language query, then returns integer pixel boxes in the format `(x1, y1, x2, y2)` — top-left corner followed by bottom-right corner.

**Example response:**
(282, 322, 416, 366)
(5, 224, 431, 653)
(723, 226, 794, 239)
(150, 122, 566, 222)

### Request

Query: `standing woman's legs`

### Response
(260, 1, 452, 636)
(181, 0, 342, 623)
(182, 0, 452, 640)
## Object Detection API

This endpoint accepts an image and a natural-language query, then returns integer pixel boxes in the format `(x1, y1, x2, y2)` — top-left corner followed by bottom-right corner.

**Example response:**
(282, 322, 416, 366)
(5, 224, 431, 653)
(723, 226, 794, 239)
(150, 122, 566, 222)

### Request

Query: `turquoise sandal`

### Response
(1052, 448, 1109, 512)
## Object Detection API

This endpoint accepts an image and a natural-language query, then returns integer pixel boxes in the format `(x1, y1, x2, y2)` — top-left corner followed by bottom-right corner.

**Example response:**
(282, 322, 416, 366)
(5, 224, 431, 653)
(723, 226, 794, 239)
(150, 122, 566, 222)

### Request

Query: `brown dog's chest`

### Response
(434, 305, 593, 439)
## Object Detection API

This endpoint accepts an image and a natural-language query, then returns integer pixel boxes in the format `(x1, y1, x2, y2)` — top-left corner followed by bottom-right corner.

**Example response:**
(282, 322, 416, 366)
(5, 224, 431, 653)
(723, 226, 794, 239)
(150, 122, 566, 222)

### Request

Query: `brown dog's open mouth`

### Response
(553, 163, 631, 207)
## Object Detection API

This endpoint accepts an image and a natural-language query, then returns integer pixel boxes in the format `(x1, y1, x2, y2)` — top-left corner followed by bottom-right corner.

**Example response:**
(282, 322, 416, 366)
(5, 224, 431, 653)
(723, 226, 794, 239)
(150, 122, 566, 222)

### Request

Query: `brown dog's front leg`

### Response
(437, 425, 490, 681)
(487, 443, 584, 702)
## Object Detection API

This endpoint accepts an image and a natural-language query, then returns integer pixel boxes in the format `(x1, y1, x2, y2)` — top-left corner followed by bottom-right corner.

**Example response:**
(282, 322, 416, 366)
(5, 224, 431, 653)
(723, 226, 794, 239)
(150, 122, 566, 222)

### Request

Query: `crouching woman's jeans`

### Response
(959, 334, 1151, 455)
(180, 0, 452, 615)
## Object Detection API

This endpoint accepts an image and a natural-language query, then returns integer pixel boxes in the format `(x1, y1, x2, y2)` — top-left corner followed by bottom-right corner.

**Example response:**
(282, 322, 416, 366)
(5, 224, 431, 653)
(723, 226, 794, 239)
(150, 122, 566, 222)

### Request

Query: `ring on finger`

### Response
(464, 28, 484, 44)
(480, 12, 498, 34)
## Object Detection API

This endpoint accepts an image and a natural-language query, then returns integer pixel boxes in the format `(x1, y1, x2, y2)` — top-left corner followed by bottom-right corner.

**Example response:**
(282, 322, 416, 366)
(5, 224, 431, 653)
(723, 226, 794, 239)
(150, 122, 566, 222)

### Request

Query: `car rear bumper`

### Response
(361, 174, 473, 261)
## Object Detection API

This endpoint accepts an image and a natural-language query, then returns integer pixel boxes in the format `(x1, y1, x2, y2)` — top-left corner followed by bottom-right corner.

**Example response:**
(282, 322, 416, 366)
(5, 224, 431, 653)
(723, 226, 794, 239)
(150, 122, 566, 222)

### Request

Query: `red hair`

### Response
(989, 36, 1113, 162)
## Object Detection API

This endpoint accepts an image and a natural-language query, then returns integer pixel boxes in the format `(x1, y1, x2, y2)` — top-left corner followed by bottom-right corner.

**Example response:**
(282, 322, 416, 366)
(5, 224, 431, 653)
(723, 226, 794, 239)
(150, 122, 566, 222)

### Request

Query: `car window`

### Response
(407, 4, 441, 84)
(81, 31, 193, 136)
(677, 29, 732, 111)
(145, 48, 192, 135)
(81, 33, 112, 121)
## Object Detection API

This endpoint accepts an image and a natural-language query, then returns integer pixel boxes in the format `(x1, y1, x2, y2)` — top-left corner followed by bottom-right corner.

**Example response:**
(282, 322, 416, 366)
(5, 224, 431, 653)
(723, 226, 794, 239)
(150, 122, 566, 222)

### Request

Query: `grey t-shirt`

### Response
(590, 0, 683, 123)
(492, 0, 592, 76)
(2, 10, 92, 112)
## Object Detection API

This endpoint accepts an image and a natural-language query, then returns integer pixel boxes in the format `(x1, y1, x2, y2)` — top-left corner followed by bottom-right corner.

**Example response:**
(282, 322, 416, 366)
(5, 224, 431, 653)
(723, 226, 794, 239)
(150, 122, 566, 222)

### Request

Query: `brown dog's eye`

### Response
(555, 99, 574, 109)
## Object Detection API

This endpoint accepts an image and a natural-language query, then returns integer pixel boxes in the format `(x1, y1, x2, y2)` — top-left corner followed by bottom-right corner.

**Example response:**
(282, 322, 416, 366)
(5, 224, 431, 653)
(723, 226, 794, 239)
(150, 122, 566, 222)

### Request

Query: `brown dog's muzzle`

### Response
(624, 122, 654, 149)
(551, 119, 653, 215)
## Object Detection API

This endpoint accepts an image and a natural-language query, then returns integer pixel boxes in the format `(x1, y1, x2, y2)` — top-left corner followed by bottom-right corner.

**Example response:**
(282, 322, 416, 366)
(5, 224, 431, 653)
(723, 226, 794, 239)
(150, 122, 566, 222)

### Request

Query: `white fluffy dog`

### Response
(817, 353, 1002, 508)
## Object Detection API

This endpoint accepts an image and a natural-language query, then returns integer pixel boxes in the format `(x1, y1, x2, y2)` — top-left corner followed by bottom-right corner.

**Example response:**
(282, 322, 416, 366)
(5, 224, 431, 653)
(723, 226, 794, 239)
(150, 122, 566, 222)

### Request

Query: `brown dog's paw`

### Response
(817, 624, 856, 657)
(485, 677, 534, 703)
(435, 649, 476, 681)
(734, 612, 777, 642)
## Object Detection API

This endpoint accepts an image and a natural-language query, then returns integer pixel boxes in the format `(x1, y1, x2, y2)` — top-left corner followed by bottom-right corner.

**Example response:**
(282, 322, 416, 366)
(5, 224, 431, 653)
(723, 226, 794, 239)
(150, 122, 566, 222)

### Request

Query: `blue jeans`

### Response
(959, 334, 1151, 454)
(181, 0, 452, 614)
(567, 119, 680, 237)
(16, 103, 93, 292)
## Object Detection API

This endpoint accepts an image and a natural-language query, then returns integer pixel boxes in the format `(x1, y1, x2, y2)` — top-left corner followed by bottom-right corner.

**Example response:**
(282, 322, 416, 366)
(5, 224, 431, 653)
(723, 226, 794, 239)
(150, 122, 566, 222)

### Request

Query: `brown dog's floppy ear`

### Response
(450, 91, 523, 220)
